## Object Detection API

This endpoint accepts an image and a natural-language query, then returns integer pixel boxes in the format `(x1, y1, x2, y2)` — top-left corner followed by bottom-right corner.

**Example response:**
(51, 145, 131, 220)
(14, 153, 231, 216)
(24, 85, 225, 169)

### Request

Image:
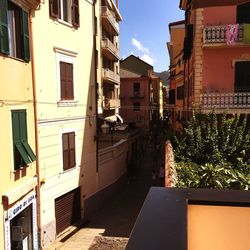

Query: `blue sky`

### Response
(119, 0, 184, 72)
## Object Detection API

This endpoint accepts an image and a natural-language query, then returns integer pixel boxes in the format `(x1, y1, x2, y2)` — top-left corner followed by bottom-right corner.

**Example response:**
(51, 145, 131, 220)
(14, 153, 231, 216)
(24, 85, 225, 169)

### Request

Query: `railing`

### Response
(102, 38, 120, 59)
(201, 92, 250, 108)
(203, 24, 243, 44)
(101, 6, 119, 34)
(102, 68, 120, 84)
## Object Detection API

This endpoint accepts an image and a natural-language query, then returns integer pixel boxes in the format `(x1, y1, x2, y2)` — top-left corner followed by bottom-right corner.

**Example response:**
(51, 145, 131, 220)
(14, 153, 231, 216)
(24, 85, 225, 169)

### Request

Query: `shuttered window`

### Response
(60, 61, 74, 100)
(12, 110, 36, 170)
(49, 0, 80, 28)
(62, 132, 76, 171)
(72, 0, 79, 27)
(0, 0, 9, 54)
(235, 61, 250, 92)
(21, 10, 30, 61)
(0, 0, 30, 61)
(169, 89, 176, 104)
(49, 0, 60, 18)
(237, 3, 250, 24)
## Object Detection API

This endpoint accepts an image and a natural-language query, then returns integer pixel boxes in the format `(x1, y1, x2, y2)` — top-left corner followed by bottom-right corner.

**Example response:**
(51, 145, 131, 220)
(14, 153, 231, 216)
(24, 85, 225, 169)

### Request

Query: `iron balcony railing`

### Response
(102, 68, 120, 84)
(201, 92, 250, 108)
(203, 24, 243, 44)
(101, 6, 119, 34)
(102, 38, 120, 59)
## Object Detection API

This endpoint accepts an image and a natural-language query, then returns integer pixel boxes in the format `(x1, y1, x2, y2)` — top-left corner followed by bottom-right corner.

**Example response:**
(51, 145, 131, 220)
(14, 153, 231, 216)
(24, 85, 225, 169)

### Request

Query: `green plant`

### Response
(175, 111, 250, 166)
(176, 161, 250, 190)
(173, 111, 250, 190)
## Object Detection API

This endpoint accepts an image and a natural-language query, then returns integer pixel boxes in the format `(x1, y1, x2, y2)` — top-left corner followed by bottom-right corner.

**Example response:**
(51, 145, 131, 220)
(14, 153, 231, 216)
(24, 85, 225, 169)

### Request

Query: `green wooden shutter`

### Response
(22, 141, 36, 161)
(20, 10, 30, 61)
(0, 0, 9, 54)
(12, 111, 20, 143)
(72, 0, 79, 28)
(18, 110, 27, 141)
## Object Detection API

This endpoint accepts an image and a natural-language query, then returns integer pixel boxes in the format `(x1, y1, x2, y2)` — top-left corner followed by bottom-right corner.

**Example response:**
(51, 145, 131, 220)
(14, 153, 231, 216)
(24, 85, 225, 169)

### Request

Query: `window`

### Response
(62, 132, 76, 171)
(177, 86, 184, 100)
(49, 0, 79, 27)
(133, 102, 140, 111)
(237, 3, 250, 24)
(235, 61, 250, 92)
(133, 82, 140, 96)
(0, 0, 30, 61)
(60, 61, 74, 100)
(12, 110, 36, 170)
(169, 89, 176, 104)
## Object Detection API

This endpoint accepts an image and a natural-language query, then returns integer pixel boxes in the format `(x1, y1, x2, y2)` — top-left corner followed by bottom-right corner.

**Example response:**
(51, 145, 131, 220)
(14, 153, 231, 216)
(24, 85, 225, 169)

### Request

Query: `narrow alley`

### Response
(45, 145, 156, 250)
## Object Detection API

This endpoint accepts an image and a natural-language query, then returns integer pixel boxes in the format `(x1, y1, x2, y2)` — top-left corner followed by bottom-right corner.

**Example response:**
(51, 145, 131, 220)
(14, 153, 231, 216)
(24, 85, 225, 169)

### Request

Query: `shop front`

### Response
(4, 192, 38, 250)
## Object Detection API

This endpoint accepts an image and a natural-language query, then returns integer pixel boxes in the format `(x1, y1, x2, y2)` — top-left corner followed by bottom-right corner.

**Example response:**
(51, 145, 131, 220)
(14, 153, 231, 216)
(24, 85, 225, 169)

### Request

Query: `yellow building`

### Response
(0, 0, 39, 249)
(31, 0, 122, 248)
(31, 0, 98, 246)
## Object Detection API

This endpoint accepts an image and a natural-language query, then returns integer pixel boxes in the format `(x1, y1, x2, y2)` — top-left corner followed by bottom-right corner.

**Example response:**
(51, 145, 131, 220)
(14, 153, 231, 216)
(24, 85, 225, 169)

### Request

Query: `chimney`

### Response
(116, 0, 118, 8)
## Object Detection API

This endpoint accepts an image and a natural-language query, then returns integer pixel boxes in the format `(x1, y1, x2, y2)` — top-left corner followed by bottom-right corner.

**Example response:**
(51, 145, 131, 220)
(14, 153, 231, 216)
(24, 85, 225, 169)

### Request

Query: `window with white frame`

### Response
(55, 48, 77, 103)
(49, 0, 79, 27)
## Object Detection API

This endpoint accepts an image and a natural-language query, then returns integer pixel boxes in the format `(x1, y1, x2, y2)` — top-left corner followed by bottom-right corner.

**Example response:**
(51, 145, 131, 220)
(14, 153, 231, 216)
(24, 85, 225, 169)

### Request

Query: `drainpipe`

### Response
(93, 0, 99, 172)
(29, 9, 41, 248)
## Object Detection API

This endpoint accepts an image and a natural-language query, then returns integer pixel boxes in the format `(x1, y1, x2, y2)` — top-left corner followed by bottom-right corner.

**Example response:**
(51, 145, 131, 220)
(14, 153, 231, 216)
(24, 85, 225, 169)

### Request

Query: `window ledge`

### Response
(59, 165, 80, 174)
(57, 100, 78, 107)
(52, 18, 76, 30)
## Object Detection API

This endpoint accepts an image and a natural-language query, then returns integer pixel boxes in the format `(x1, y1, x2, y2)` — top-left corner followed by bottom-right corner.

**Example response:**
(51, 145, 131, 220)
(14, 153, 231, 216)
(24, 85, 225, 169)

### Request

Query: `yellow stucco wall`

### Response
(0, 56, 36, 249)
(32, 0, 97, 246)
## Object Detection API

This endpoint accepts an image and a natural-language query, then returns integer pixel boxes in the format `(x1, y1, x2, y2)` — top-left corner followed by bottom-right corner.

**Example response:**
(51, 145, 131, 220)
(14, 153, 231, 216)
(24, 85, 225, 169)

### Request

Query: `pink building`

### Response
(120, 55, 161, 129)
(178, 0, 250, 117)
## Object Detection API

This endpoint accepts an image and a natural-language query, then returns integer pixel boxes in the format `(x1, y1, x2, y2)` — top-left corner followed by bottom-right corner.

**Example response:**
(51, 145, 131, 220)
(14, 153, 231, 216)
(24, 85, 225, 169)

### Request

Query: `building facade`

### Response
(167, 20, 185, 130)
(0, 0, 39, 249)
(97, 0, 122, 124)
(179, 0, 250, 116)
(120, 55, 161, 130)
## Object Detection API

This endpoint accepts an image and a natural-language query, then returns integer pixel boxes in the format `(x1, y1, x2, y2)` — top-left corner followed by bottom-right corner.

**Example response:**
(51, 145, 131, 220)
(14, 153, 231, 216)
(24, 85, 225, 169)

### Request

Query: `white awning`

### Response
(116, 114, 123, 123)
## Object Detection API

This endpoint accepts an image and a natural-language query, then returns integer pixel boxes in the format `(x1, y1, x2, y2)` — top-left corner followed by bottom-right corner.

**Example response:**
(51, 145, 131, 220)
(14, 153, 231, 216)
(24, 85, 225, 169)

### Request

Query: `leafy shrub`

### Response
(174, 111, 250, 189)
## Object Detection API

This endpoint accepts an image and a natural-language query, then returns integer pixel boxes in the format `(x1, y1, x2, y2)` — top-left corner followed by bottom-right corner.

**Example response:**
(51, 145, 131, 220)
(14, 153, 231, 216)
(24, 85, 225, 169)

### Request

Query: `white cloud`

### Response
(131, 37, 154, 66)
(141, 53, 154, 66)
(131, 38, 149, 54)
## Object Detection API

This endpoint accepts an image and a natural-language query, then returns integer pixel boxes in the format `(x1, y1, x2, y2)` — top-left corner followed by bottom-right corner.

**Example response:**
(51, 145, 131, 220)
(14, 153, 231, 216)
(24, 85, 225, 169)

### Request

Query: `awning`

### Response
(2, 176, 37, 206)
(105, 115, 117, 123)
(116, 114, 124, 123)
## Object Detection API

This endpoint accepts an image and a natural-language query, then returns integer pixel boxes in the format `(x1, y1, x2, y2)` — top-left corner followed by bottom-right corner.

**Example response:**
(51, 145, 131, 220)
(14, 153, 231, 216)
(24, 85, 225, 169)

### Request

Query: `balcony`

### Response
(203, 24, 243, 47)
(102, 68, 120, 85)
(130, 92, 144, 99)
(102, 38, 120, 61)
(101, 6, 119, 35)
(200, 92, 250, 109)
(104, 98, 120, 110)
